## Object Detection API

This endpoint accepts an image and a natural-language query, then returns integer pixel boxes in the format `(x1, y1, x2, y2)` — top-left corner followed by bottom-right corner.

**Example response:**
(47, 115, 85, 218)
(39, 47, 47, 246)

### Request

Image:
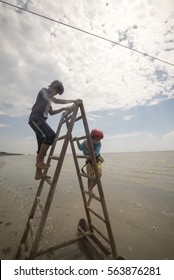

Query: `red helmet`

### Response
(91, 128, 104, 139)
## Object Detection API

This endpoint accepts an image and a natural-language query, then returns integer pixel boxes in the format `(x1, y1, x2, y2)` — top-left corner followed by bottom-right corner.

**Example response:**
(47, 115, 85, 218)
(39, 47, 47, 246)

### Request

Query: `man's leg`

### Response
(29, 118, 55, 180)
(35, 143, 50, 169)
(34, 143, 51, 180)
(35, 166, 51, 180)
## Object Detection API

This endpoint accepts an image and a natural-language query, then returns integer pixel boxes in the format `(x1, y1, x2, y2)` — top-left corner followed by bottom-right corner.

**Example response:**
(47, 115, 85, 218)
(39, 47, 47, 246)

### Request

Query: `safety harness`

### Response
(81, 154, 104, 174)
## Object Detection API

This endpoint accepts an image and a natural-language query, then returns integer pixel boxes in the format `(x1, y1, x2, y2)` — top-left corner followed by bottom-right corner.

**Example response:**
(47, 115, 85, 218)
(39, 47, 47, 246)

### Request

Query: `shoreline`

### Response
(0, 152, 24, 156)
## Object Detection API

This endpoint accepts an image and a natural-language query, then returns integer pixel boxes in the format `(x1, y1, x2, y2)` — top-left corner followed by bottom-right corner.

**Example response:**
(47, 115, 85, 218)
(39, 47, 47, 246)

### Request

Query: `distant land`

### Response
(0, 152, 24, 156)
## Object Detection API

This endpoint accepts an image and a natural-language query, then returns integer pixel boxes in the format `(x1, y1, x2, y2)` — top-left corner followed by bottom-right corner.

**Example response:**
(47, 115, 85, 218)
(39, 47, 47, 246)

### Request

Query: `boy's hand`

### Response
(73, 137, 80, 144)
(84, 140, 89, 150)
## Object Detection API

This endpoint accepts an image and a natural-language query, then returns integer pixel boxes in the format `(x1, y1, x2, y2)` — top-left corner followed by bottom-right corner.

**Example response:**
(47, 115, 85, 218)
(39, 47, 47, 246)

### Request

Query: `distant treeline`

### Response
(0, 152, 24, 156)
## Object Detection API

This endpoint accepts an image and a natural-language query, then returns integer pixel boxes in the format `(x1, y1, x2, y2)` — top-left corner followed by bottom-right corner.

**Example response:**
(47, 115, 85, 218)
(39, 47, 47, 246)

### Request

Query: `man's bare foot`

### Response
(35, 168, 51, 180)
(35, 173, 51, 180)
(35, 162, 50, 169)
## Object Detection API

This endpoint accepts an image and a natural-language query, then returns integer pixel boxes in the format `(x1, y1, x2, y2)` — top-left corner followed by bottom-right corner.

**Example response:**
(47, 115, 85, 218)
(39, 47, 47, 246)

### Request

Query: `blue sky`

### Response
(0, 0, 174, 154)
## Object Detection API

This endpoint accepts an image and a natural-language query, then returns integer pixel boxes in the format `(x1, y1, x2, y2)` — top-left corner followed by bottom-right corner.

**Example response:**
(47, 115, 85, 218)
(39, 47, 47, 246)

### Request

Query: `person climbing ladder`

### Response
(28, 80, 76, 180)
(75, 128, 104, 206)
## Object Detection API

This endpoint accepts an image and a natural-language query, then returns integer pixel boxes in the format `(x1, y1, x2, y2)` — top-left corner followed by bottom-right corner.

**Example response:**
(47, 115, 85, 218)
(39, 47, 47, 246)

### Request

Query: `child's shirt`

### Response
(79, 140, 101, 157)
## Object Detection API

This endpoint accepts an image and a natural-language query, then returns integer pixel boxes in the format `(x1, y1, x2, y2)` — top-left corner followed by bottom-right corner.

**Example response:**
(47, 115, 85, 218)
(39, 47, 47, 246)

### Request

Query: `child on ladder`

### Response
(29, 80, 76, 180)
(75, 129, 104, 206)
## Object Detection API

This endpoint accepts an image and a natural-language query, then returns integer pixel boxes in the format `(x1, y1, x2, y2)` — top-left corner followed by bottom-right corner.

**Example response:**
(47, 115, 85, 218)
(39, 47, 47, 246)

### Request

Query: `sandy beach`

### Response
(0, 152, 174, 260)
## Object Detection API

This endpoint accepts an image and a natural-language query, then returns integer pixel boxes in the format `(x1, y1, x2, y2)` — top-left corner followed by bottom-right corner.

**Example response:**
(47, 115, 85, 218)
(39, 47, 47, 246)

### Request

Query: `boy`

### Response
(75, 128, 104, 206)
(29, 80, 76, 180)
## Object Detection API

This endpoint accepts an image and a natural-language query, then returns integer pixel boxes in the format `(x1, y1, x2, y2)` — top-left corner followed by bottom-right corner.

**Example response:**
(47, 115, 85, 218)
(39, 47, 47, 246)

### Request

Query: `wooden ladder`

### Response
(15, 100, 118, 260)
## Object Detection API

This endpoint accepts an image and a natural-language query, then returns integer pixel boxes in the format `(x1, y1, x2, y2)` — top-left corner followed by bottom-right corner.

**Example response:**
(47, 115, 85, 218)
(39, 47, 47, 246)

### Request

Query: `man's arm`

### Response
(49, 107, 68, 115)
(51, 97, 83, 105)
(51, 97, 76, 104)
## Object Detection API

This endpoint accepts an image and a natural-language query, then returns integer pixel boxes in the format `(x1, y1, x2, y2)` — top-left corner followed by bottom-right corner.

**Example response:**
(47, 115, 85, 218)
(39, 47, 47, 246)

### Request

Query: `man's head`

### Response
(49, 80, 64, 95)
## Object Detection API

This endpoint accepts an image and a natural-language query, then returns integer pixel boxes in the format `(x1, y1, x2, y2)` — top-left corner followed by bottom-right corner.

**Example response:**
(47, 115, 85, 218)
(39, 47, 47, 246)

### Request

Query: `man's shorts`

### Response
(86, 161, 102, 176)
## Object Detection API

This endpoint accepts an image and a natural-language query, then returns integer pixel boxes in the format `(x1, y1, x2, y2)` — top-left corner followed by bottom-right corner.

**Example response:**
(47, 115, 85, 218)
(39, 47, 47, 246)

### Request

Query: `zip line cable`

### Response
(1, 0, 174, 67)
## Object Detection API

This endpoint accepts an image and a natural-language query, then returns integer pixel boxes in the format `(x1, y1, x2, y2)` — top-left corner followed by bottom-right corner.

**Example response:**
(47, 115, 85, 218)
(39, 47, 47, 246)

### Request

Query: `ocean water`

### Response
(102, 151, 174, 260)
(0, 151, 174, 259)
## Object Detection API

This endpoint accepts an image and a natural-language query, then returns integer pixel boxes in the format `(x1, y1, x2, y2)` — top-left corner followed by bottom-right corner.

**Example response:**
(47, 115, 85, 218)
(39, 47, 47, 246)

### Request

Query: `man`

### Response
(29, 80, 75, 180)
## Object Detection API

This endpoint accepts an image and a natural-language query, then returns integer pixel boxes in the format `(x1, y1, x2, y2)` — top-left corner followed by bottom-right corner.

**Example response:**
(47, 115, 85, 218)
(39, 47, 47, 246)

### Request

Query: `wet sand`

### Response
(0, 153, 174, 260)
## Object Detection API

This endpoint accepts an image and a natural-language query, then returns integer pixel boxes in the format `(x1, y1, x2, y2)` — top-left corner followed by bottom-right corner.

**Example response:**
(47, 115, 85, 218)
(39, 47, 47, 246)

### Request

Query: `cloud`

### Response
(0, 111, 6, 115)
(0, 134, 35, 154)
(103, 130, 174, 152)
(0, 123, 11, 128)
(107, 112, 116, 116)
(142, 131, 174, 151)
(162, 131, 174, 148)
(87, 113, 102, 121)
(106, 132, 146, 140)
(0, 0, 174, 118)
(0, 1, 174, 155)
(123, 115, 134, 121)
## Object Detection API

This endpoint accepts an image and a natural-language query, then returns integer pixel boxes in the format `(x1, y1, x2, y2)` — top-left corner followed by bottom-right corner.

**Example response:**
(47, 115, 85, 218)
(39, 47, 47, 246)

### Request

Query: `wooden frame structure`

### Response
(15, 100, 119, 260)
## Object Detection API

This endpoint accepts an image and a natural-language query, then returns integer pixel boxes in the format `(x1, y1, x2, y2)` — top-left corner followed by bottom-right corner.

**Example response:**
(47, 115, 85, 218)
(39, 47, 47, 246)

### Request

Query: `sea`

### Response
(0, 151, 174, 260)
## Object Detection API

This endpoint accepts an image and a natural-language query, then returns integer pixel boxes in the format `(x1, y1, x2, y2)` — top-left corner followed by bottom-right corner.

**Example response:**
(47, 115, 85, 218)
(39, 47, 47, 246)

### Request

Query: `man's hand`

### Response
(75, 99, 82, 105)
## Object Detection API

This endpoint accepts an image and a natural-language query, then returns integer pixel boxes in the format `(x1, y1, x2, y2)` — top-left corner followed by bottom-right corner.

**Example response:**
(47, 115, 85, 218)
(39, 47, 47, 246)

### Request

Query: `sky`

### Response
(0, 0, 174, 154)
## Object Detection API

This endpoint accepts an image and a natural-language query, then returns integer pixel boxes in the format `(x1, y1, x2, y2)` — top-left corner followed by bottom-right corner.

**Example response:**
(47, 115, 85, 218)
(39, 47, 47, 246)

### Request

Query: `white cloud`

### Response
(163, 131, 174, 140)
(162, 131, 174, 149)
(0, 111, 6, 115)
(103, 131, 174, 153)
(107, 112, 116, 116)
(0, 134, 36, 154)
(0, 123, 11, 128)
(106, 132, 145, 140)
(87, 113, 102, 121)
(0, 0, 174, 117)
(0, 1, 174, 154)
(124, 115, 134, 121)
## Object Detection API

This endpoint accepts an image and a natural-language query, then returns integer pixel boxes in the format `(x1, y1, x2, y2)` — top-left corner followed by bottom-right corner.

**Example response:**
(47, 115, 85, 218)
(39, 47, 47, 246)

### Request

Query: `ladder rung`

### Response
(29, 219, 35, 242)
(91, 224, 110, 244)
(49, 156, 60, 160)
(55, 135, 66, 141)
(75, 115, 82, 122)
(36, 196, 44, 213)
(60, 104, 77, 123)
(61, 114, 72, 124)
(77, 227, 108, 259)
(87, 207, 106, 223)
(79, 173, 94, 180)
(83, 191, 101, 202)
(35, 235, 84, 258)
(45, 178, 52, 185)
(73, 136, 87, 141)
(75, 155, 90, 159)
(63, 103, 76, 117)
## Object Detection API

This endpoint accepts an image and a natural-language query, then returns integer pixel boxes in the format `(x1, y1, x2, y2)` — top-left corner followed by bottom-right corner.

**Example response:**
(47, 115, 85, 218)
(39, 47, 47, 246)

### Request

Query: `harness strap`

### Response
(81, 159, 91, 174)
(81, 155, 104, 174)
